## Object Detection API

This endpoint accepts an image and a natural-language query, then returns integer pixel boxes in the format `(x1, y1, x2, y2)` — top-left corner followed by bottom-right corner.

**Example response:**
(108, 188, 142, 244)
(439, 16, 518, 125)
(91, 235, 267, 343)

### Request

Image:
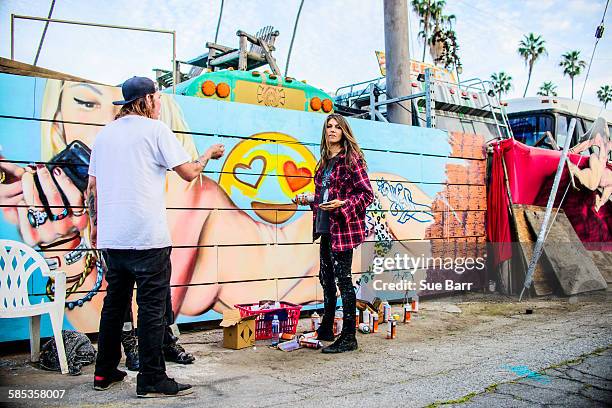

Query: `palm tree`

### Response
(597, 85, 612, 108)
(285, 0, 305, 76)
(537, 81, 558, 96)
(412, 0, 446, 62)
(518, 33, 547, 97)
(433, 27, 460, 69)
(491, 72, 513, 100)
(559, 50, 586, 99)
(429, 14, 456, 65)
(214, 0, 224, 43)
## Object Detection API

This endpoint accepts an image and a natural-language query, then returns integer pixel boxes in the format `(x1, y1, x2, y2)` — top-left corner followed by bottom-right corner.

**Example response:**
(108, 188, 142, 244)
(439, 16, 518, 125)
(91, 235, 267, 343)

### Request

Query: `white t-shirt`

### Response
(88, 115, 190, 249)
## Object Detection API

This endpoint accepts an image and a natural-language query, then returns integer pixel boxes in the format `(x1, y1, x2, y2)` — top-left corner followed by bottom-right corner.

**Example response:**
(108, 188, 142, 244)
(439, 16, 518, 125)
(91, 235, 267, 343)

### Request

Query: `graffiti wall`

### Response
(0, 73, 486, 342)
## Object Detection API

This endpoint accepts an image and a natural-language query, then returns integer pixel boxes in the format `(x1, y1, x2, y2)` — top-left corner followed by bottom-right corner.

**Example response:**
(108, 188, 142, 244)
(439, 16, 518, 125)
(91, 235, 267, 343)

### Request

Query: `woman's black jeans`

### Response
(319, 234, 356, 336)
(95, 247, 172, 385)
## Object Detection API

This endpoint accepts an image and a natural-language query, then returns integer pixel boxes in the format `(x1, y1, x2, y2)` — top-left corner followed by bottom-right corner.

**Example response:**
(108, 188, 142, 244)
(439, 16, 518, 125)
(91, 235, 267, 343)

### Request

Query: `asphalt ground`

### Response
(1, 289, 610, 407)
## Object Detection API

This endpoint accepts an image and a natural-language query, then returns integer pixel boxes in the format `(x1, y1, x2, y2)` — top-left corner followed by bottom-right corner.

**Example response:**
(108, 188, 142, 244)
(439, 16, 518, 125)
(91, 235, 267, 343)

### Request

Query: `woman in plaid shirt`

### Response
(295, 113, 373, 353)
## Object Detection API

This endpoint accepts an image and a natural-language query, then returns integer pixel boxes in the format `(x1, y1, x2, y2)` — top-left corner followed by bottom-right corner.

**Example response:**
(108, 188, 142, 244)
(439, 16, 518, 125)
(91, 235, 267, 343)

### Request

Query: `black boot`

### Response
(321, 331, 358, 353)
(322, 313, 357, 353)
(121, 330, 139, 371)
(163, 334, 195, 364)
(315, 314, 336, 342)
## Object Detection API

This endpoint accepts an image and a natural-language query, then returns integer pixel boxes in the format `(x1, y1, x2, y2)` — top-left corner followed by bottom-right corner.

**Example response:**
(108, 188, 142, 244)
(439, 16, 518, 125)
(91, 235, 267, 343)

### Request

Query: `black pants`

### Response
(319, 234, 356, 335)
(95, 247, 172, 385)
(123, 287, 175, 346)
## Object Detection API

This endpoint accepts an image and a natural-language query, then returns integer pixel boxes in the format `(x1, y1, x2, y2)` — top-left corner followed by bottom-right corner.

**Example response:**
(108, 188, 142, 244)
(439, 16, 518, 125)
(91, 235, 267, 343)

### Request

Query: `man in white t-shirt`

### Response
(87, 76, 224, 397)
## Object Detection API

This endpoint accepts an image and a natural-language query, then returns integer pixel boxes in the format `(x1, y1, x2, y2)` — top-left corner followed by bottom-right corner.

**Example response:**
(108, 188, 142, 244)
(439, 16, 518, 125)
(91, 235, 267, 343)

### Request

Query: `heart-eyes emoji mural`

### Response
(219, 132, 317, 225)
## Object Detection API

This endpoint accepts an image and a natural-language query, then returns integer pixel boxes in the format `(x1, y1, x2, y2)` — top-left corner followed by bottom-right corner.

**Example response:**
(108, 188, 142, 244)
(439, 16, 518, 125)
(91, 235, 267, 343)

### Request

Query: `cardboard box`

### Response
(220, 309, 256, 350)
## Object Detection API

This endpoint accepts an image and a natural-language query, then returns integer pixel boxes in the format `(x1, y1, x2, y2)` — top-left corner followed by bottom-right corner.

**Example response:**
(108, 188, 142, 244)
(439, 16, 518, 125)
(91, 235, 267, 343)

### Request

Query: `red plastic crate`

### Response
(235, 301, 302, 340)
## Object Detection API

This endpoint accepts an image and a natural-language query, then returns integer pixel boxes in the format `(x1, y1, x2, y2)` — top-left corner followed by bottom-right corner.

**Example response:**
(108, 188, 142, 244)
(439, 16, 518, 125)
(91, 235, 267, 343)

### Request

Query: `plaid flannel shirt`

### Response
(311, 152, 374, 252)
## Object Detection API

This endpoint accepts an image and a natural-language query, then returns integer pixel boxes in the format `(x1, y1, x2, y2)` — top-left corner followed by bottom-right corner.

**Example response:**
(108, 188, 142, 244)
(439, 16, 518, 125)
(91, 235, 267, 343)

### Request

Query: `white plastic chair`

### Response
(0, 239, 68, 374)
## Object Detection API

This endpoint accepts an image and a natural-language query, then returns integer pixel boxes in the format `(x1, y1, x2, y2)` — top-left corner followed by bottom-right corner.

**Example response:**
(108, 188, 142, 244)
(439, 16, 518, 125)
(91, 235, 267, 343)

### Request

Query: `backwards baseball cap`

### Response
(113, 76, 157, 105)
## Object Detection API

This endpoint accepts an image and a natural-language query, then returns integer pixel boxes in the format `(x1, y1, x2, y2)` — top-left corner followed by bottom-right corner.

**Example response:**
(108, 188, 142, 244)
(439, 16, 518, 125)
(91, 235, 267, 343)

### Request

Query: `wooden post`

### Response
(383, 0, 412, 125)
(238, 33, 248, 71)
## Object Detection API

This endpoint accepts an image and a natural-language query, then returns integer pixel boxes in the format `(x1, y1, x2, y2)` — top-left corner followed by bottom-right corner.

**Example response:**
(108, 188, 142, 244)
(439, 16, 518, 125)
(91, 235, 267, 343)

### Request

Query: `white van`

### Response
(505, 97, 612, 149)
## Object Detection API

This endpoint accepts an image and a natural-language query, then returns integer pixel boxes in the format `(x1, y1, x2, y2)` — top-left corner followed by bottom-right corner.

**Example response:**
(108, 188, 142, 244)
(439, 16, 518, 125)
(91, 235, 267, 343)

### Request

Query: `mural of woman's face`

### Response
(60, 83, 121, 148)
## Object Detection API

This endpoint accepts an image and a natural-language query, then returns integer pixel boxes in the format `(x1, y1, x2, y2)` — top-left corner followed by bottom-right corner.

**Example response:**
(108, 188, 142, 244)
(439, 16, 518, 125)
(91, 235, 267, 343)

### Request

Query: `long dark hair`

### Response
(115, 94, 156, 120)
(317, 113, 367, 172)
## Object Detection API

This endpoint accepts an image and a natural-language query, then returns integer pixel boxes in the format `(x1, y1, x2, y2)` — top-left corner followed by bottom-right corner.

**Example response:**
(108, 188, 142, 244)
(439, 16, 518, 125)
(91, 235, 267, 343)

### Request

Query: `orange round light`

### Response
(322, 98, 333, 113)
(310, 97, 322, 111)
(201, 80, 216, 96)
(216, 82, 230, 98)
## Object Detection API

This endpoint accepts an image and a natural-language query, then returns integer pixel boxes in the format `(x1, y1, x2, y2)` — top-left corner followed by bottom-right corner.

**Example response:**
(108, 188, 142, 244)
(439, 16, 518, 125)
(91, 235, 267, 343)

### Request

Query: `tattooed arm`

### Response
(86, 176, 97, 248)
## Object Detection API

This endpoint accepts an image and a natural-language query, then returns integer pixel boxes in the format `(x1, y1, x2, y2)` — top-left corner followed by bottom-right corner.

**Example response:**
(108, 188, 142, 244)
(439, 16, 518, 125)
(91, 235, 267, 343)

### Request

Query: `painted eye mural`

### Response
(218, 132, 316, 225)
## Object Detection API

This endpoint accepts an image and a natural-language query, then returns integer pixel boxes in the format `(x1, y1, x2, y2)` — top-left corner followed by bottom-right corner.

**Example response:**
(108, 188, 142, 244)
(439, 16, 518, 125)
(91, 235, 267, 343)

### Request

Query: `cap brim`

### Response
(112, 96, 139, 106)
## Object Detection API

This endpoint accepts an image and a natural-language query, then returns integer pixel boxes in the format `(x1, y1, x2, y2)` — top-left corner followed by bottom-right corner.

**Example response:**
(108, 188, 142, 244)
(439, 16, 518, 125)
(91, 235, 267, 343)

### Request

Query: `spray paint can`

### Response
(280, 332, 295, 341)
(355, 308, 360, 328)
(300, 337, 323, 349)
(297, 192, 315, 204)
(382, 302, 391, 323)
(334, 307, 343, 336)
(362, 308, 370, 330)
(358, 323, 371, 334)
(302, 331, 318, 340)
(386, 319, 397, 339)
(412, 295, 419, 313)
(278, 338, 300, 351)
(372, 313, 379, 333)
(403, 304, 411, 323)
(311, 312, 321, 331)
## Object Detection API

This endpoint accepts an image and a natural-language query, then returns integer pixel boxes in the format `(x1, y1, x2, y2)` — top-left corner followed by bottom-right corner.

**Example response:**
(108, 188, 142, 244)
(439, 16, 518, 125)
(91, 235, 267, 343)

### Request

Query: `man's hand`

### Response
(174, 144, 225, 182)
(205, 144, 225, 160)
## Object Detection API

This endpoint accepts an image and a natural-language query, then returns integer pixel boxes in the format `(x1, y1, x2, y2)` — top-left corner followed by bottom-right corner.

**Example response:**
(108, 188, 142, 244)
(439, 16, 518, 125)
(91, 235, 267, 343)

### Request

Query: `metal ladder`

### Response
(460, 77, 514, 140)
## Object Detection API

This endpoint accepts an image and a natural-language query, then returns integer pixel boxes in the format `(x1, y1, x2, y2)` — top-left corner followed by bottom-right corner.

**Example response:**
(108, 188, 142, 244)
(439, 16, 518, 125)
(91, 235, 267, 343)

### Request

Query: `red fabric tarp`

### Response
(487, 139, 612, 266)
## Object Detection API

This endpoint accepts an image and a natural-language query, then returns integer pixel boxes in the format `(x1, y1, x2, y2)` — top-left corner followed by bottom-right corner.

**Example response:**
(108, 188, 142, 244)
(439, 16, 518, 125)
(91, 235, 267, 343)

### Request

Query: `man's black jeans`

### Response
(123, 286, 176, 346)
(95, 247, 172, 385)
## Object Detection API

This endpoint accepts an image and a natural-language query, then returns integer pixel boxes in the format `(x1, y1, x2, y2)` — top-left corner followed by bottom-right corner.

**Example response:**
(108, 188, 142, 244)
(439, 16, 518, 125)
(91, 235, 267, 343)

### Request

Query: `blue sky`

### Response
(1, 0, 610, 106)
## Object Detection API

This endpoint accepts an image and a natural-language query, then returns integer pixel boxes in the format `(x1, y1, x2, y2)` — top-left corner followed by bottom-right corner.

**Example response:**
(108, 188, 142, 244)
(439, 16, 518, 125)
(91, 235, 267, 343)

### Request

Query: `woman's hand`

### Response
(18, 165, 88, 246)
(319, 199, 345, 211)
